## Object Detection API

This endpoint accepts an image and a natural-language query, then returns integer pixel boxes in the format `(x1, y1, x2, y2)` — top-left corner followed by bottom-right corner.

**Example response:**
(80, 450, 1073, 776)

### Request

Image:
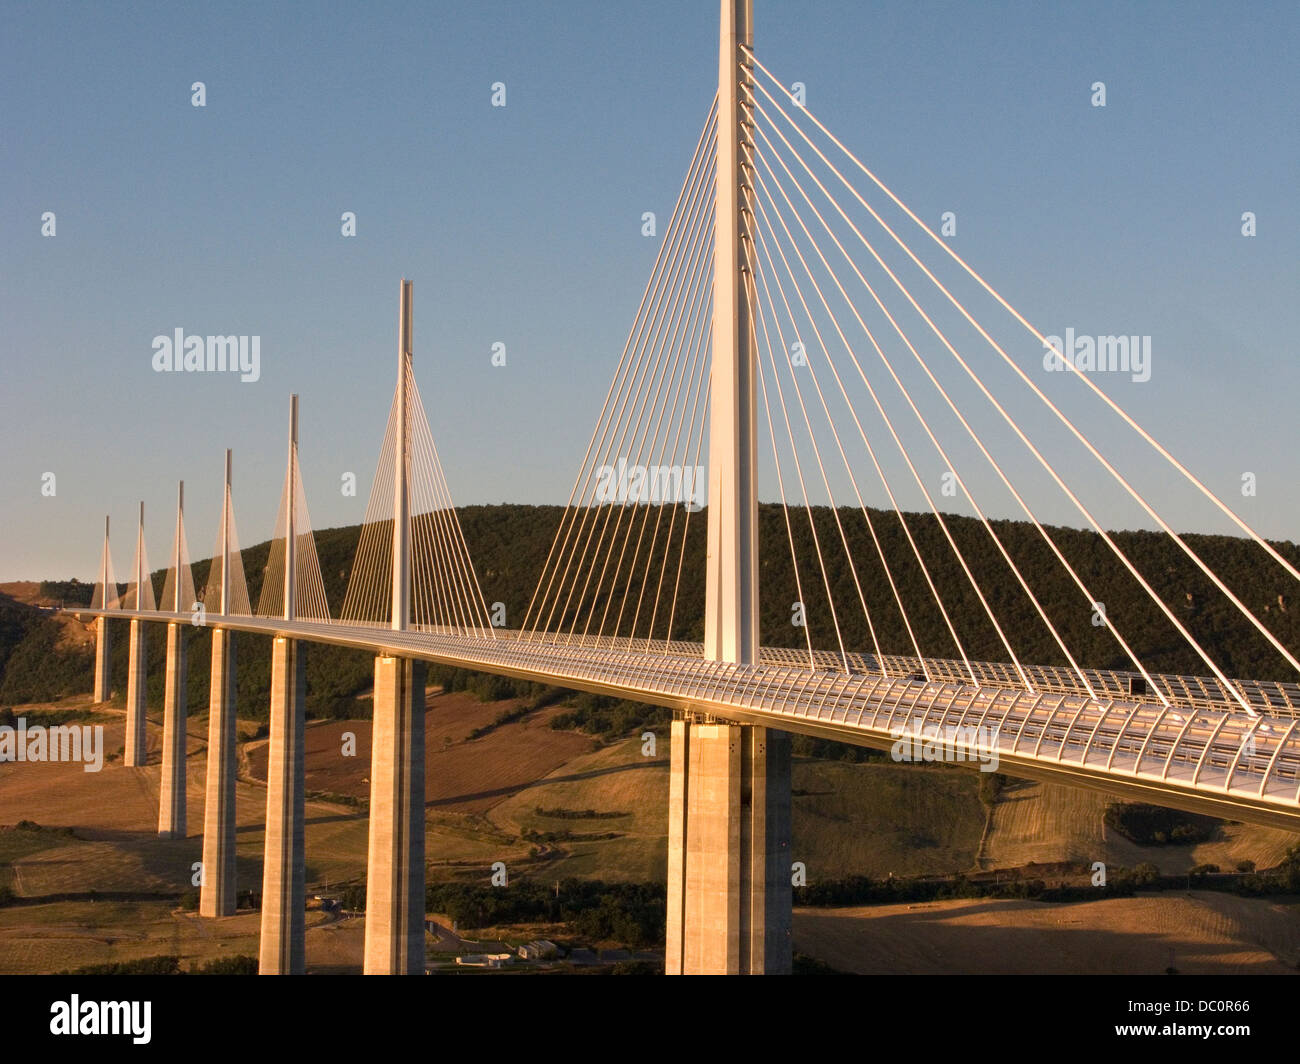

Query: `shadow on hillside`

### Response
(425, 758, 668, 808)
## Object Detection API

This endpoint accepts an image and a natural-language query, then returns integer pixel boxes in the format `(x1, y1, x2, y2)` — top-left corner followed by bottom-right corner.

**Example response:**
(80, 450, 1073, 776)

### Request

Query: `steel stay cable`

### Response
(530, 141, 717, 638)
(750, 95, 1247, 709)
(524, 105, 718, 636)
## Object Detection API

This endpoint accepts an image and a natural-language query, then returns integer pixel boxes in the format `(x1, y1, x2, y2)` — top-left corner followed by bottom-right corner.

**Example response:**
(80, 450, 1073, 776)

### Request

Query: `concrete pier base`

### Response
(92, 616, 111, 703)
(665, 719, 791, 974)
(124, 619, 147, 766)
(200, 629, 237, 918)
(158, 622, 187, 838)
(363, 656, 426, 975)
(260, 636, 306, 974)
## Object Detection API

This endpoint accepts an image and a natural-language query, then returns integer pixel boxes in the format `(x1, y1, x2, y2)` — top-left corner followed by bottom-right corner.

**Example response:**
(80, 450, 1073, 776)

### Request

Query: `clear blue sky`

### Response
(2, 0, 1297, 580)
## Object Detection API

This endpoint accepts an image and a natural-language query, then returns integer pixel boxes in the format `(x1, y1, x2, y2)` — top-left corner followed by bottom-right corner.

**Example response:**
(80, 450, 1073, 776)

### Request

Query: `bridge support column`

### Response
(124, 619, 147, 766)
(201, 629, 237, 918)
(92, 616, 111, 703)
(260, 636, 306, 974)
(158, 621, 187, 838)
(364, 655, 425, 975)
(665, 718, 790, 974)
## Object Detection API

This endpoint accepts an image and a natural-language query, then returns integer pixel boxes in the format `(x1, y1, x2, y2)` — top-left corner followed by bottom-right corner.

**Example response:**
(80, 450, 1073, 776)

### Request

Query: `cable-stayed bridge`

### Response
(67, 1, 1300, 976)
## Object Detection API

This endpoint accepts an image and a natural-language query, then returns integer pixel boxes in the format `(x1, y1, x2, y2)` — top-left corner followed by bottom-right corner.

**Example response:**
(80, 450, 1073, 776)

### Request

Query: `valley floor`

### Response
(1, 692, 1297, 974)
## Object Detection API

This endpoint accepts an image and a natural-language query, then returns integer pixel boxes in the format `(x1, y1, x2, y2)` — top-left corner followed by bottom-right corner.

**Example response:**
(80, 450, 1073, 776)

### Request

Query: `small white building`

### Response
(455, 952, 513, 969)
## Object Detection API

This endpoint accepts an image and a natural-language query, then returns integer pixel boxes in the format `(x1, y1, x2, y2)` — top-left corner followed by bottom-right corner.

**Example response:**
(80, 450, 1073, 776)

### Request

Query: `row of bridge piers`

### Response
(90, 615, 431, 974)
(90, 615, 793, 973)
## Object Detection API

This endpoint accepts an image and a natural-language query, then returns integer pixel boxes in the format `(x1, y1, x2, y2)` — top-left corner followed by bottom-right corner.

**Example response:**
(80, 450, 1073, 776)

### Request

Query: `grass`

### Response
(487, 739, 670, 883)
(791, 760, 986, 878)
(0, 823, 77, 892)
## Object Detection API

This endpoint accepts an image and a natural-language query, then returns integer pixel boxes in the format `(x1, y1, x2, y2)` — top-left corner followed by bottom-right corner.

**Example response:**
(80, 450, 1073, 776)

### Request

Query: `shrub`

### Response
(190, 955, 258, 975)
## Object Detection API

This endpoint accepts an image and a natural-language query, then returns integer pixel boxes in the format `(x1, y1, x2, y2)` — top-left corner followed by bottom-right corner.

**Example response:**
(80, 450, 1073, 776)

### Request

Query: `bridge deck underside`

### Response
(75, 610, 1300, 831)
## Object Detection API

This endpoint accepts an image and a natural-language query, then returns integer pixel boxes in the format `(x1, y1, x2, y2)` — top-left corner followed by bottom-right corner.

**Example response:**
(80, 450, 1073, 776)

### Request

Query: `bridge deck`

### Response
(73, 609, 1300, 831)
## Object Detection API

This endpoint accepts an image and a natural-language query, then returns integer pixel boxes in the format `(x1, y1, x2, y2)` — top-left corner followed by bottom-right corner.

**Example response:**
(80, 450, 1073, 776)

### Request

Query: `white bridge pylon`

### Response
(258, 394, 329, 622)
(202, 449, 253, 618)
(341, 280, 495, 637)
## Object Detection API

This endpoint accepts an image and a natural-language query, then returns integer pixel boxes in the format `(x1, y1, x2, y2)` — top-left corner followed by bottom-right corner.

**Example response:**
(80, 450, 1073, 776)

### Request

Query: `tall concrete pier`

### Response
(260, 401, 308, 974)
(363, 280, 426, 976)
(158, 482, 188, 839)
(124, 619, 147, 766)
(158, 621, 187, 837)
(200, 627, 237, 915)
(259, 635, 306, 973)
(363, 655, 426, 974)
(92, 616, 111, 703)
(201, 451, 238, 917)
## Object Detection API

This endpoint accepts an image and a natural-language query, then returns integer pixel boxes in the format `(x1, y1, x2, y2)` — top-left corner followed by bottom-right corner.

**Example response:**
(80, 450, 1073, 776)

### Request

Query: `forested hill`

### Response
(5, 503, 1299, 714)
